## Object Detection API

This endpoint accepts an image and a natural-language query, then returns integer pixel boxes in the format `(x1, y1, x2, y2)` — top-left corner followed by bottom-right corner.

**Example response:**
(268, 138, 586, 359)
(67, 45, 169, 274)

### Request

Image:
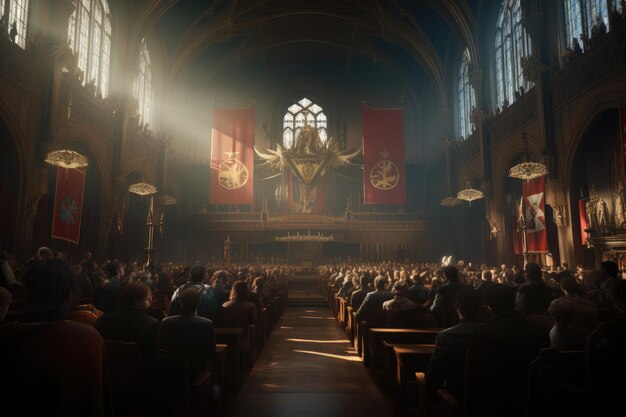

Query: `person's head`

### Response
(120, 281, 151, 310)
(601, 260, 619, 279)
(481, 270, 492, 282)
(82, 251, 92, 262)
(374, 275, 387, 291)
(179, 285, 203, 316)
(23, 259, 78, 321)
(105, 261, 124, 278)
(36, 247, 53, 261)
(0, 286, 13, 321)
(443, 265, 458, 282)
(229, 281, 249, 302)
(359, 275, 369, 288)
(455, 287, 482, 319)
(560, 276, 582, 297)
(525, 263, 543, 283)
(483, 284, 516, 316)
(189, 265, 207, 283)
(391, 281, 410, 297)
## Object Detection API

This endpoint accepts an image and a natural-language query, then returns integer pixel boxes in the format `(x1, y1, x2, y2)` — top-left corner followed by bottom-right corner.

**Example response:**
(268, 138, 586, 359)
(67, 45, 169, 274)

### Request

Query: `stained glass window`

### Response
(134, 39, 153, 127)
(2, 0, 29, 49)
(458, 49, 476, 141)
(495, 0, 533, 108)
(563, 0, 622, 49)
(282, 98, 327, 149)
(67, 0, 112, 98)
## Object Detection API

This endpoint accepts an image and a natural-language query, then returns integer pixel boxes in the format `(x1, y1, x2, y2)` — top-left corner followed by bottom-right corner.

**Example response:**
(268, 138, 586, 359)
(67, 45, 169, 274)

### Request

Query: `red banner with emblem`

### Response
(51, 168, 86, 244)
(209, 106, 255, 204)
(362, 106, 406, 204)
(523, 177, 548, 253)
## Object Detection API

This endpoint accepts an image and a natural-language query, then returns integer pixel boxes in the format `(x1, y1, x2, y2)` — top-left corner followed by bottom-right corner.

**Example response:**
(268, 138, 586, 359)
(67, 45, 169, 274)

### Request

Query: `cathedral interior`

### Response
(1, 1, 626, 416)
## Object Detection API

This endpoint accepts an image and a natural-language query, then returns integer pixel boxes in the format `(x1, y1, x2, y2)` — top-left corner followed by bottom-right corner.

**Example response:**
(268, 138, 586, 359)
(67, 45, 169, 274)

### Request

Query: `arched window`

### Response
(563, 0, 622, 49)
(67, 0, 112, 98)
(2, 0, 29, 48)
(134, 39, 153, 127)
(458, 49, 476, 141)
(494, 0, 533, 108)
(282, 97, 327, 149)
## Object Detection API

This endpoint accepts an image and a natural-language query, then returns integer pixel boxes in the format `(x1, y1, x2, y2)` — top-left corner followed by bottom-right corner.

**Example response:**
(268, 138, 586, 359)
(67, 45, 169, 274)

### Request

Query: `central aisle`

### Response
(228, 306, 396, 417)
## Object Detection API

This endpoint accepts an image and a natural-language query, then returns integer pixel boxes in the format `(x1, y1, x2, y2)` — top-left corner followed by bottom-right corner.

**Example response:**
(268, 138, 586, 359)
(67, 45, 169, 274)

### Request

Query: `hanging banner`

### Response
(579, 199, 590, 246)
(523, 177, 548, 253)
(51, 167, 86, 244)
(362, 105, 406, 204)
(209, 106, 255, 204)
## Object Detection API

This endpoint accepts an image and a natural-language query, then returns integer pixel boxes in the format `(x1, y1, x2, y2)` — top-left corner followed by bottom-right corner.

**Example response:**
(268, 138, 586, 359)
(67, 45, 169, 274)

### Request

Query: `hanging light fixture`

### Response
(457, 178, 484, 203)
(440, 196, 462, 207)
(128, 182, 157, 196)
(45, 92, 89, 169)
(508, 89, 548, 180)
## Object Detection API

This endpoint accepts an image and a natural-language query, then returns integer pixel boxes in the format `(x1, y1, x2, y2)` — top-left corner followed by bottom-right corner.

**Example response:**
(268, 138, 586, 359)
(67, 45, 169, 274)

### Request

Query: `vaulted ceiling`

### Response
(123, 0, 485, 109)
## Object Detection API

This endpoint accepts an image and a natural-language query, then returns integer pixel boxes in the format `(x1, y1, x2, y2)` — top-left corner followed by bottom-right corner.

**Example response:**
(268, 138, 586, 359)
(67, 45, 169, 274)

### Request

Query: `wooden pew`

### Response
(214, 328, 243, 392)
(392, 344, 435, 417)
(366, 328, 441, 377)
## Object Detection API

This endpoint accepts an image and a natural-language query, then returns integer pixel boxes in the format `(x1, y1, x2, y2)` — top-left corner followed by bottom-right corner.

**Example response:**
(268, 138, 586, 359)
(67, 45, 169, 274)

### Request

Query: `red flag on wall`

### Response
(362, 105, 406, 204)
(209, 106, 255, 204)
(51, 168, 86, 244)
(523, 177, 548, 253)
(579, 199, 590, 246)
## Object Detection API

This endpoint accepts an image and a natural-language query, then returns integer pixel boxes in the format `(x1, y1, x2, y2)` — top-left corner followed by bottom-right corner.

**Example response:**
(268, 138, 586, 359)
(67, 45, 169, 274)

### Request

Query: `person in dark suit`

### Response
(425, 287, 483, 400)
(466, 284, 550, 417)
(355, 275, 392, 321)
(94, 261, 124, 313)
(349, 275, 370, 310)
(430, 265, 468, 327)
(95, 281, 160, 358)
(407, 271, 429, 306)
(515, 263, 552, 316)
(475, 269, 495, 302)
(169, 265, 215, 319)
(160, 285, 216, 380)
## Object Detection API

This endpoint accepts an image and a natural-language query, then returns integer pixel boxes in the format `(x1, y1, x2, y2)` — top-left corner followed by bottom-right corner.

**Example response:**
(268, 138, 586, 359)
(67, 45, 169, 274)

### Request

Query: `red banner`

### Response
(362, 106, 406, 204)
(579, 199, 590, 246)
(209, 106, 255, 204)
(51, 168, 86, 244)
(523, 177, 548, 253)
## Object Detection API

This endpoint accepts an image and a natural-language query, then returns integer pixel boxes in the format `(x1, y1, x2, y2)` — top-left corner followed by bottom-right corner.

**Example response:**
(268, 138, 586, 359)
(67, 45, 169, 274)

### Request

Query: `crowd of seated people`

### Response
(323, 258, 626, 417)
(0, 245, 289, 417)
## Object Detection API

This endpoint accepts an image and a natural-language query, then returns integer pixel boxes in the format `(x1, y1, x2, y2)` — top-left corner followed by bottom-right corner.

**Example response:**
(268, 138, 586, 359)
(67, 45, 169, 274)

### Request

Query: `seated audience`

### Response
(467, 284, 549, 417)
(95, 281, 160, 358)
(349, 275, 370, 309)
(407, 271, 429, 305)
(160, 285, 217, 380)
(475, 269, 495, 301)
(170, 265, 215, 319)
(355, 275, 392, 321)
(515, 262, 552, 316)
(94, 261, 124, 313)
(430, 265, 468, 327)
(215, 281, 258, 334)
(425, 287, 483, 400)
(382, 280, 416, 311)
(548, 275, 599, 350)
(0, 259, 110, 417)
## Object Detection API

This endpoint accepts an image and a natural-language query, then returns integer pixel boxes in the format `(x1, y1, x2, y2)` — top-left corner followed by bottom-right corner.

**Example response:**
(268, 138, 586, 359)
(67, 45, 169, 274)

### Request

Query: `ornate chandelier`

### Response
(440, 196, 462, 207)
(457, 178, 484, 203)
(128, 182, 157, 196)
(508, 89, 548, 181)
(45, 93, 89, 169)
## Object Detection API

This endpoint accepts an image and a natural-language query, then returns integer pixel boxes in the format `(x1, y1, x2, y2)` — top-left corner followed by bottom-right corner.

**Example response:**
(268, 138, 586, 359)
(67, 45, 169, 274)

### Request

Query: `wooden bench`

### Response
(392, 344, 435, 417)
(366, 328, 441, 376)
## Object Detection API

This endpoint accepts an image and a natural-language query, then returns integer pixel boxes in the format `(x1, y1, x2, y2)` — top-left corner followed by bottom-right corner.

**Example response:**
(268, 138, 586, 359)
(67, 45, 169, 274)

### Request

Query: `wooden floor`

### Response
(228, 306, 396, 417)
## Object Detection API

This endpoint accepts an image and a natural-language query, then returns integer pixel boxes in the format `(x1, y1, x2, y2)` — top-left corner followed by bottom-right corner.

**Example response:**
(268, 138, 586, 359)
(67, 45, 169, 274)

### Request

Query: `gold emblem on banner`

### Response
(218, 152, 249, 189)
(370, 150, 399, 190)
